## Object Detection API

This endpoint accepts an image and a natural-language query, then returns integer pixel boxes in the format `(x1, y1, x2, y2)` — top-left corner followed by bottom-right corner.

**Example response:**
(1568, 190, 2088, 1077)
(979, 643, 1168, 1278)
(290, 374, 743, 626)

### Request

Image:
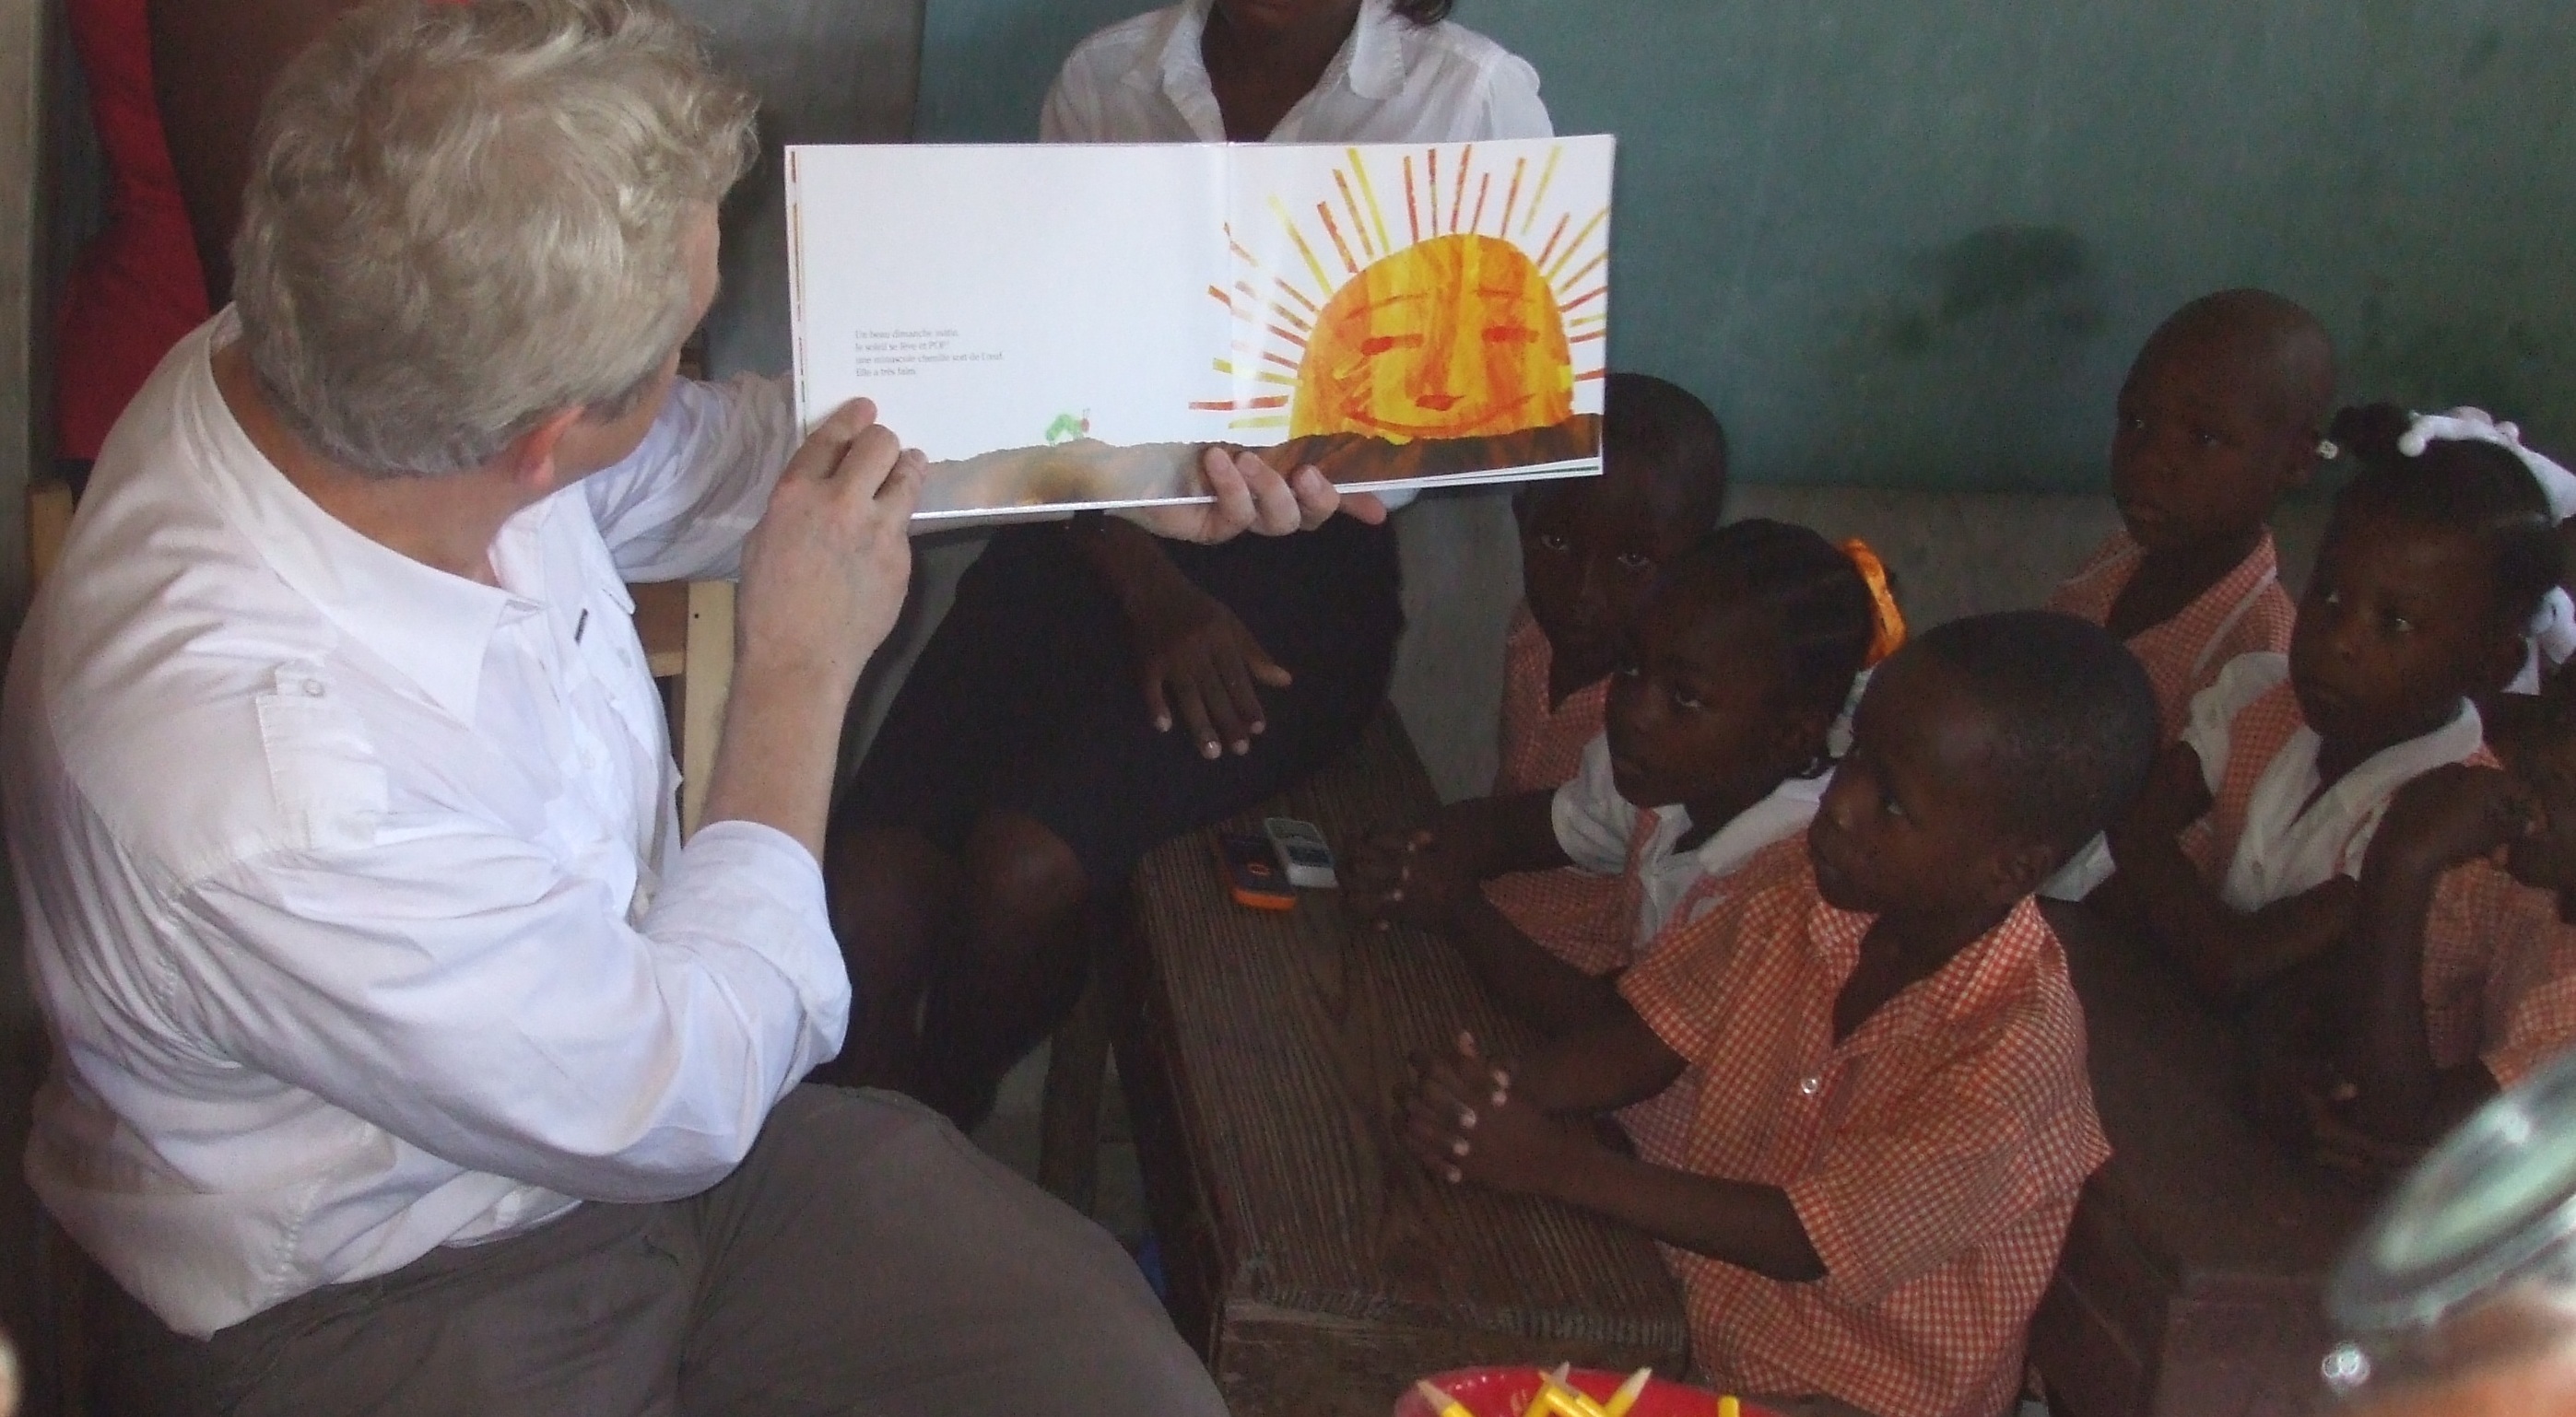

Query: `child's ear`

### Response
(2477, 625, 2534, 700)
(1981, 836, 2061, 908)
(1772, 697, 1840, 770)
(2278, 423, 2324, 494)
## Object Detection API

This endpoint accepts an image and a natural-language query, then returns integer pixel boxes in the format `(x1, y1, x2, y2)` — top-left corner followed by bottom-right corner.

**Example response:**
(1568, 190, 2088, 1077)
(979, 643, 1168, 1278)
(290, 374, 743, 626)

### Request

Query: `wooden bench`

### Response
(1108, 714, 1688, 1416)
(2031, 903, 2382, 1417)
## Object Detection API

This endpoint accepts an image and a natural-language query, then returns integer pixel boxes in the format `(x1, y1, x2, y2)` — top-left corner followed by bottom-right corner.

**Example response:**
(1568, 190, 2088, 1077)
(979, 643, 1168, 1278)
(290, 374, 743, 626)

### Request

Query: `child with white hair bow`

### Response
(2393, 406, 2576, 695)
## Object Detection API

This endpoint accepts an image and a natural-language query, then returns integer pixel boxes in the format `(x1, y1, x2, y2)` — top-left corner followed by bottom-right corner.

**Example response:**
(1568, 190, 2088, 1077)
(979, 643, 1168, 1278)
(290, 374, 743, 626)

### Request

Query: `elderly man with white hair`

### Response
(2, 1, 1364, 1411)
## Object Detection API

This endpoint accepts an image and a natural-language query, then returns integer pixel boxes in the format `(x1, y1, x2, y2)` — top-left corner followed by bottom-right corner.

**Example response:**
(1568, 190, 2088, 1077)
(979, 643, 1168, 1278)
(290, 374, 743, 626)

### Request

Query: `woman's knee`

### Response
(961, 814, 1090, 937)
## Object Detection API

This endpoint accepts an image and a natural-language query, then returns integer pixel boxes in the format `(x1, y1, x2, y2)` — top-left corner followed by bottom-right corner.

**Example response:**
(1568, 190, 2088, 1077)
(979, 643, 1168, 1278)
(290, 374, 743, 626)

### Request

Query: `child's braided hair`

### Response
(2328, 403, 2563, 635)
(1664, 519, 1881, 722)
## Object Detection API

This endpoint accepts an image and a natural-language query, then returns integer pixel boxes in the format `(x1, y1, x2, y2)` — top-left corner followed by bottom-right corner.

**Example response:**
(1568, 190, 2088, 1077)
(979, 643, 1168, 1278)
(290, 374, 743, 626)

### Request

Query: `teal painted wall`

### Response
(916, 1, 2576, 490)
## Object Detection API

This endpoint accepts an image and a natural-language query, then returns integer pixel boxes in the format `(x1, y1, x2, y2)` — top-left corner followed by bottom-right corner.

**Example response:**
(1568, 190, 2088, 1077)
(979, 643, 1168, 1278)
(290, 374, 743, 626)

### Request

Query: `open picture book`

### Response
(785, 135, 1615, 521)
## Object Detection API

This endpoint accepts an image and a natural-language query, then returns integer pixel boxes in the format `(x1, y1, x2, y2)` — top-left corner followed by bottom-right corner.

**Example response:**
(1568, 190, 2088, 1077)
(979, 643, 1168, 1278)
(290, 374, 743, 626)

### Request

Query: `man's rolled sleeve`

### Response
(584, 374, 799, 583)
(648, 818, 850, 1060)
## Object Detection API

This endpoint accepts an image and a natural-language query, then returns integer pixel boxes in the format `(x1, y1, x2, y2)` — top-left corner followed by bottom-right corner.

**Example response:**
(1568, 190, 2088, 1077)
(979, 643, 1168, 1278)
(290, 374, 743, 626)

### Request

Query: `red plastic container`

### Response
(1392, 1366, 1770, 1417)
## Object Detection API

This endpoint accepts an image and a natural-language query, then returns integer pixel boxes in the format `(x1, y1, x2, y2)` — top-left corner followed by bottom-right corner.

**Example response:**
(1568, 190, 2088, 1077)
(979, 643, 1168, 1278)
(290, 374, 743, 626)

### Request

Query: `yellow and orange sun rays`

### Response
(1190, 143, 1607, 439)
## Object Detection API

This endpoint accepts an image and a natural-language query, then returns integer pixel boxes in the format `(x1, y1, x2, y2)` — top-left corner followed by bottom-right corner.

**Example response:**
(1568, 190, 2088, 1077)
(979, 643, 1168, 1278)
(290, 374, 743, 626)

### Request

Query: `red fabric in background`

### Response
(53, 0, 209, 463)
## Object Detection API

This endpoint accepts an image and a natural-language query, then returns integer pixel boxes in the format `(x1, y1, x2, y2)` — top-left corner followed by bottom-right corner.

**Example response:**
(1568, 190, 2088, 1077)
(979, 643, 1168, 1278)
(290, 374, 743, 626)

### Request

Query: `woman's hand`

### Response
(1124, 569, 1291, 759)
(1125, 447, 1387, 544)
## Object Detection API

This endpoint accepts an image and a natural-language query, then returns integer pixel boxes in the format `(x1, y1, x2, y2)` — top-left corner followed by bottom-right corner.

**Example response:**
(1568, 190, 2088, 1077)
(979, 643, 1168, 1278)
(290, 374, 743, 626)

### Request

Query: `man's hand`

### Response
(1347, 818, 1490, 930)
(734, 398, 923, 695)
(704, 399, 922, 856)
(1124, 572, 1289, 759)
(1126, 447, 1388, 544)
(1403, 1032, 1592, 1195)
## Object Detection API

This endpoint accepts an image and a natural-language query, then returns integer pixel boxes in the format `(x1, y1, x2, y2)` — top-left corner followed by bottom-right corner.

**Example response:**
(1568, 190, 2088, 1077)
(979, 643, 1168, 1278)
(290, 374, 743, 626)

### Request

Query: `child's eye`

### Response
(2191, 427, 2223, 450)
(1536, 533, 1571, 554)
(1880, 794, 1907, 820)
(1670, 687, 1704, 711)
(2117, 413, 2147, 435)
(1615, 552, 1654, 573)
(2384, 613, 2416, 635)
(1614, 659, 1642, 679)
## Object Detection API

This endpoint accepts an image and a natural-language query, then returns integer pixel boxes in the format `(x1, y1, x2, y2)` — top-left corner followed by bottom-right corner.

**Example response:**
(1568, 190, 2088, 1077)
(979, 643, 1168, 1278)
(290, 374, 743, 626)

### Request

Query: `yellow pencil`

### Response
(1601, 1368, 1653, 1417)
(1719, 1396, 1741, 1417)
(1536, 1373, 1613, 1417)
(1415, 1379, 1475, 1417)
(1520, 1364, 1575, 1417)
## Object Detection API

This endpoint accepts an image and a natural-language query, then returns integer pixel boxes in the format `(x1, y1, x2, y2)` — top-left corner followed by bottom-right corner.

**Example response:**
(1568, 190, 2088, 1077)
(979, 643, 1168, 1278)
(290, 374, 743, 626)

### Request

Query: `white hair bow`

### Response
(2400, 406, 2576, 688)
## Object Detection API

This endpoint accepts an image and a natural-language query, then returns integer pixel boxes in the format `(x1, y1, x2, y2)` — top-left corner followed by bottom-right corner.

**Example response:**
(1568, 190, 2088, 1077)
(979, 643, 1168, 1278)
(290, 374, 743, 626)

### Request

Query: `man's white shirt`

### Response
(5, 311, 843, 1337)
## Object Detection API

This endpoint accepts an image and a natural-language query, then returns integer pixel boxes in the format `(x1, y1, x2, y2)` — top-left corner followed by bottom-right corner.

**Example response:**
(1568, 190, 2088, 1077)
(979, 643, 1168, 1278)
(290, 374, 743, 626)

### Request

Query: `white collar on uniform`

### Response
(189, 309, 527, 725)
(2220, 697, 2487, 911)
(1138, 0, 1410, 137)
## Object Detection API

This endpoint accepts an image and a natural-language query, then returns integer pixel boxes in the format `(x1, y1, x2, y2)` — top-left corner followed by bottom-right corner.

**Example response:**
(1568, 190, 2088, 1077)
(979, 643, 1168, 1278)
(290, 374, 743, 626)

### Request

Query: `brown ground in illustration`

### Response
(1241, 412, 1602, 488)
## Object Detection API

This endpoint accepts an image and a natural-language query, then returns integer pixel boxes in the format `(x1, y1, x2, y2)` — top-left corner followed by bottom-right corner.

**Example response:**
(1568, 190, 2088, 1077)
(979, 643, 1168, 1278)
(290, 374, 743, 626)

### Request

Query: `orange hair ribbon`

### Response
(1841, 539, 1908, 667)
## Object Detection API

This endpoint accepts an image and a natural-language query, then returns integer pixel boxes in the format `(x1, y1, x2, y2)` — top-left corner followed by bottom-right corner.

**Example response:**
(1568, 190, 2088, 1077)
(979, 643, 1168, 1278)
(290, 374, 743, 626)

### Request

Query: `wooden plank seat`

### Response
(1112, 712, 1688, 1416)
(2031, 903, 2383, 1417)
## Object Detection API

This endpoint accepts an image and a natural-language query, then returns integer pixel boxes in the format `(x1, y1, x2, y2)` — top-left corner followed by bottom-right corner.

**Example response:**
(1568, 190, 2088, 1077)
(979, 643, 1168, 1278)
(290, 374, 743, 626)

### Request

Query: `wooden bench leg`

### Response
(1037, 968, 1112, 1215)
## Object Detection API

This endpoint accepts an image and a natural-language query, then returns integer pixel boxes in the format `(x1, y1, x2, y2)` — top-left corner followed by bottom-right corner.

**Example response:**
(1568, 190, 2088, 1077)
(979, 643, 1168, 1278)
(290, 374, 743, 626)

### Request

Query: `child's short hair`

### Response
(1913, 611, 2160, 853)
(1603, 371, 1729, 531)
(2328, 403, 2563, 633)
(1662, 519, 1876, 720)
(2138, 289, 2337, 431)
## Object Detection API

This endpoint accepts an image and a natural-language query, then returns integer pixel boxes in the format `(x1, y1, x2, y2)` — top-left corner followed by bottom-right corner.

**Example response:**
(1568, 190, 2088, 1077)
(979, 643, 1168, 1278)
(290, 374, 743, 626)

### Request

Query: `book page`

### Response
(787, 135, 1614, 520)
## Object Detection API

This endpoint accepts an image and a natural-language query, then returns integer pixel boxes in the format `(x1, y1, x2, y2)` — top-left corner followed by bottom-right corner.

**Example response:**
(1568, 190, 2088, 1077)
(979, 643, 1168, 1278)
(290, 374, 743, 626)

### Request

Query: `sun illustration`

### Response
(1192, 143, 1607, 440)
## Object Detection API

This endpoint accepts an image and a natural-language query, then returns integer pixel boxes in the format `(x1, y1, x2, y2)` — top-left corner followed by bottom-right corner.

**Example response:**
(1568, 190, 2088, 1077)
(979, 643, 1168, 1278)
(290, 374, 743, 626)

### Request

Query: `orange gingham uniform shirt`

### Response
(2046, 528, 2293, 741)
(2417, 861, 2576, 1088)
(2178, 667, 2575, 1082)
(1484, 603, 1632, 974)
(1620, 839, 2108, 1417)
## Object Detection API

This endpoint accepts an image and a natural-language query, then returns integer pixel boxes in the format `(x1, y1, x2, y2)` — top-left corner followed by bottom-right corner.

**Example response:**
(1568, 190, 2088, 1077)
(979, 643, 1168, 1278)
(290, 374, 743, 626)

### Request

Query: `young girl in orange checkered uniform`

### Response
(1353, 520, 1890, 1163)
(1403, 612, 2159, 1417)
(2044, 289, 2335, 740)
(2097, 405, 2562, 1018)
(2313, 667, 2576, 1165)
(1482, 372, 1731, 973)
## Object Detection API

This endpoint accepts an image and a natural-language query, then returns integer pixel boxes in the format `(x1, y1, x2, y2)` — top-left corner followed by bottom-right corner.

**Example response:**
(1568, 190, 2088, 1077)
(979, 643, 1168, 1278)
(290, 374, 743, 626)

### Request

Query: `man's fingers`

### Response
(824, 421, 907, 500)
(873, 447, 928, 513)
(1198, 446, 1258, 539)
(777, 400, 874, 486)
(1237, 452, 1302, 535)
(1289, 465, 1381, 531)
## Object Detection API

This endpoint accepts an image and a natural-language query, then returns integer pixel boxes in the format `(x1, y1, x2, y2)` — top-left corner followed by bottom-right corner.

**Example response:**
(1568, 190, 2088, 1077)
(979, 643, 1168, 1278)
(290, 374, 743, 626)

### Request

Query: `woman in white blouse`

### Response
(827, 0, 1553, 1124)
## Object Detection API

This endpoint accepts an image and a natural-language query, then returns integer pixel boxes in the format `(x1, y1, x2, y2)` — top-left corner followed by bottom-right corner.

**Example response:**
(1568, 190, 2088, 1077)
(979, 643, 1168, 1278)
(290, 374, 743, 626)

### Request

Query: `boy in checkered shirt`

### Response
(1479, 372, 1730, 975)
(2094, 405, 2568, 1157)
(1354, 520, 1887, 1160)
(2044, 289, 2333, 741)
(1403, 612, 2158, 1417)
